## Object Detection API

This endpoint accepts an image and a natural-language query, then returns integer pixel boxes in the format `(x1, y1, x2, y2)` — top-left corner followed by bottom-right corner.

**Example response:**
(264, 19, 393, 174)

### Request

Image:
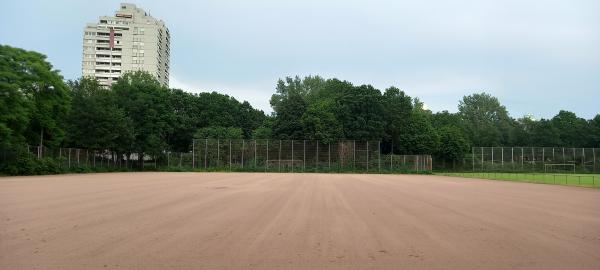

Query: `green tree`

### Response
(112, 71, 174, 161)
(65, 78, 133, 151)
(458, 93, 512, 146)
(193, 126, 243, 139)
(382, 87, 413, 151)
(335, 84, 386, 140)
(0, 45, 70, 149)
(436, 126, 470, 168)
(397, 108, 440, 154)
(551, 110, 589, 147)
(301, 100, 343, 143)
(272, 93, 307, 139)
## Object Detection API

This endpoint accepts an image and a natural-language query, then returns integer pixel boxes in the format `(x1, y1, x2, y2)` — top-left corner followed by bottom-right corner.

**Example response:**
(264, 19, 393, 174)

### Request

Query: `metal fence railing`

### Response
(187, 139, 432, 173)
(1, 140, 433, 173)
(471, 147, 600, 173)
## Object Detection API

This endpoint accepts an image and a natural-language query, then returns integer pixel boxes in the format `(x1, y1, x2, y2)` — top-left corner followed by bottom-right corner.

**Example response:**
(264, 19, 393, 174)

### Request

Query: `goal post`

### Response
(544, 163, 576, 174)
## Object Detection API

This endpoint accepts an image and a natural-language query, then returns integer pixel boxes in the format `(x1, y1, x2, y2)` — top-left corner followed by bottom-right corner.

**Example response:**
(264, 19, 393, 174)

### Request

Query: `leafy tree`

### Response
(0, 45, 70, 149)
(436, 126, 470, 167)
(335, 84, 386, 140)
(588, 115, 600, 147)
(397, 108, 440, 154)
(458, 93, 512, 146)
(112, 71, 174, 160)
(301, 100, 343, 143)
(551, 110, 589, 147)
(530, 119, 562, 146)
(272, 92, 307, 139)
(382, 87, 413, 151)
(193, 126, 243, 139)
(65, 78, 133, 151)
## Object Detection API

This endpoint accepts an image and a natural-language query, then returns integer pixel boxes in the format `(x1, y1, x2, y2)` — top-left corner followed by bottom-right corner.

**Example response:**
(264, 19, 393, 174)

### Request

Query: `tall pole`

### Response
(303, 140, 306, 172)
(501, 147, 504, 169)
(482, 147, 484, 170)
(291, 140, 294, 173)
(316, 140, 319, 170)
(328, 143, 331, 170)
(192, 140, 195, 169)
(241, 140, 245, 168)
(366, 141, 369, 172)
(278, 140, 282, 172)
(217, 139, 220, 167)
(511, 147, 514, 171)
(390, 142, 394, 170)
(378, 141, 381, 172)
(204, 139, 208, 168)
(266, 140, 269, 171)
(472, 147, 475, 172)
(229, 140, 232, 171)
(353, 140, 356, 170)
(254, 140, 257, 168)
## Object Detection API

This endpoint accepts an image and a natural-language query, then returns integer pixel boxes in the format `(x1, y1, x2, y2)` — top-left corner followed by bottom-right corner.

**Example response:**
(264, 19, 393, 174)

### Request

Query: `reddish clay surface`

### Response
(1, 172, 599, 269)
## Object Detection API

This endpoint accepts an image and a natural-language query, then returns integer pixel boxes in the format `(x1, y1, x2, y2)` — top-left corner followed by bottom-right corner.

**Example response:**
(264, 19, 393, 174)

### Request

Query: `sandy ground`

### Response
(0, 173, 599, 270)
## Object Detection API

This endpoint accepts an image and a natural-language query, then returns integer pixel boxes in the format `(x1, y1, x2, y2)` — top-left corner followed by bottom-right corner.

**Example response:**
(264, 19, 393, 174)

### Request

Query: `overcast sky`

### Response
(1, 0, 599, 119)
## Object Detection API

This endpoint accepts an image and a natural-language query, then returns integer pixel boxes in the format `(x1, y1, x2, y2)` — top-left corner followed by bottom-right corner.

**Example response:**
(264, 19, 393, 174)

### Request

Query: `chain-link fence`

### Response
(471, 147, 600, 173)
(1, 140, 433, 173)
(186, 139, 432, 173)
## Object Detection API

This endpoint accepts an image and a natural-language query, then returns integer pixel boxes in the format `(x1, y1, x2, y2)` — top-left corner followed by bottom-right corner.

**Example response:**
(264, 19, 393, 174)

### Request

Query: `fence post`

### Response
(572, 148, 576, 172)
(378, 141, 381, 172)
(353, 140, 356, 170)
(205, 139, 208, 169)
(472, 147, 475, 172)
(482, 147, 484, 170)
(266, 140, 270, 171)
(501, 147, 504, 169)
(167, 152, 170, 167)
(179, 152, 182, 168)
(328, 143, 331, 170)
(217, 139, 220, 168)
(229, 140, 232, 171)
(303, 140, 306, 172)
(390, 142, 393, 171)
(521, 147, 524, 170)
(291, 140, 294, 173)
(278, 140, 282, 172)
(594, 148, 596, 172)
(316, 140, 319, 171)
(254, 140, 257, 168)
(68, 148, 71, 168)
(511, 147, 514, 171)
(241, 139, 245, 169)
(192, 140, 195, 169)
(491, 147, 494, 167)
(366, 141, 369, 172)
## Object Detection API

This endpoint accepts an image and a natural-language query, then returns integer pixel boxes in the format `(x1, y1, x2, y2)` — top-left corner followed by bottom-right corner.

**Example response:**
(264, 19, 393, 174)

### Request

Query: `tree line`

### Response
(1, 45, 599, 173)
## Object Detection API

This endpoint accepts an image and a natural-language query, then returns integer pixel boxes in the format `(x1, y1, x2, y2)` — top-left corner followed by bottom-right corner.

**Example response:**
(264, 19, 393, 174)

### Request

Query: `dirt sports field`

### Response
(1, 173, 599, 270)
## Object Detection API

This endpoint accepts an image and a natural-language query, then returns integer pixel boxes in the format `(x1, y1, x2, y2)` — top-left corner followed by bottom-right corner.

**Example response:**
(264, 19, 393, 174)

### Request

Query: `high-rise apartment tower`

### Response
(81, 3, 170, 87)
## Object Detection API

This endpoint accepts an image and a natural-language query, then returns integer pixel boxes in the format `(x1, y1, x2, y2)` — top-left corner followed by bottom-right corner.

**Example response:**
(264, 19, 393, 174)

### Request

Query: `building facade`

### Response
(82, 3, 170, 87)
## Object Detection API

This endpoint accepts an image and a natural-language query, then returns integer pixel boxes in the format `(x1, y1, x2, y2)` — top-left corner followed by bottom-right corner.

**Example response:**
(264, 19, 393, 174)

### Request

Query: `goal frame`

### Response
(544, 163, 576, 174)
